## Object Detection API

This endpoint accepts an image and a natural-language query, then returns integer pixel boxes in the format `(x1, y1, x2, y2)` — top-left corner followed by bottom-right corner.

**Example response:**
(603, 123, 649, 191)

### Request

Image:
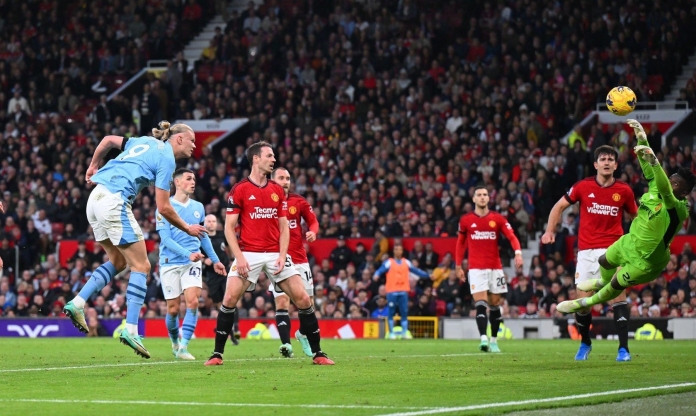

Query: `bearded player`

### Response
(558, 120, 696, 325)
(542, 145, 637, 362)
(268, 167, 319, 358)
(455, 186, 524, 353)
(205, 141, 333, 366)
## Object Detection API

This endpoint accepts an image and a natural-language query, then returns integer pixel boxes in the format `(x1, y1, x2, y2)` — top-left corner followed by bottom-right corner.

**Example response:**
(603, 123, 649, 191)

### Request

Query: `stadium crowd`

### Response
(2, 0, 696, 328)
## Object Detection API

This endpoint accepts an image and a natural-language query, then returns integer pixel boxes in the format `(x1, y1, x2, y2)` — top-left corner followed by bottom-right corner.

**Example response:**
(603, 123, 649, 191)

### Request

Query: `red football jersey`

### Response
(286, 193, 318, 264)
(456, 211, 521, 270)
(226, 178, 287, 253)
(564, 177, 637, 250)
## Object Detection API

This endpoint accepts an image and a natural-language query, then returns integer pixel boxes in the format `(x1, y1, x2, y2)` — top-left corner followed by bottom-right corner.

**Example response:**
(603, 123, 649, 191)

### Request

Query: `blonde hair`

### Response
(151, 121, 193, 142)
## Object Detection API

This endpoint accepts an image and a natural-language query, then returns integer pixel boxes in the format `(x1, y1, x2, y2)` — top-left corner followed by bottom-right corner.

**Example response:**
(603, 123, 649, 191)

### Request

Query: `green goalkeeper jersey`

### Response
(631, 138, 690, 262)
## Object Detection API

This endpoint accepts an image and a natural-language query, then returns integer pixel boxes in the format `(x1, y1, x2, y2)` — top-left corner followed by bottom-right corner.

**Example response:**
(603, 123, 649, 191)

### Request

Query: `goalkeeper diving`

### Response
(558, 119, 696, 314)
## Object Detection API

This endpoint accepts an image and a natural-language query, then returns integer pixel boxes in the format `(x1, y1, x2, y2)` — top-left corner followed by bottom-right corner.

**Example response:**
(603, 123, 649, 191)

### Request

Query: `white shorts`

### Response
(575, 248, 607, 283)
(229, 252, 298, 286)
(272, 263, 313, 298)
(160, 261, 203, 300)
(87, 184, 144, 245)
(468, 269, 507, 294)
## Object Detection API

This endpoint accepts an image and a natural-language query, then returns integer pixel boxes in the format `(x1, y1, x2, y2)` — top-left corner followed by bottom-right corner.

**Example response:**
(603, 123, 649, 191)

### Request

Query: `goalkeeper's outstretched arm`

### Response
(651, 157, 678, 208)
(628, 119, 656, 180)
(628, 120, 677, 209)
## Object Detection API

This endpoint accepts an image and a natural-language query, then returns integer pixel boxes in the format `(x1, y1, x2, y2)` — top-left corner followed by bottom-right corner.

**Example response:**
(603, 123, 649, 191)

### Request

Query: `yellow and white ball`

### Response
(606, 86, 637, 116)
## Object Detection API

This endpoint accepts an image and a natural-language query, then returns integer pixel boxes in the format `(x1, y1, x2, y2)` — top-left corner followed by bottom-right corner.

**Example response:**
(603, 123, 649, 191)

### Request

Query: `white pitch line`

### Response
(0, 353, 486, 374)
(375, 382, 696, 416)
(0, 398, 439, 411)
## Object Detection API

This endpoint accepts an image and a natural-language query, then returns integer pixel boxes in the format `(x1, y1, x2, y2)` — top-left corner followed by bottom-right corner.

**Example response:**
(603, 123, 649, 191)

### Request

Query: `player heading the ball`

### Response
(64, 121, 206, 359)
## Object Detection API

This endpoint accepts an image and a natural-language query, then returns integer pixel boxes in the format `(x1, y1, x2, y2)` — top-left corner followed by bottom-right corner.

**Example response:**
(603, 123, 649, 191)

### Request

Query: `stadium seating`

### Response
(1, 0, 696, 320)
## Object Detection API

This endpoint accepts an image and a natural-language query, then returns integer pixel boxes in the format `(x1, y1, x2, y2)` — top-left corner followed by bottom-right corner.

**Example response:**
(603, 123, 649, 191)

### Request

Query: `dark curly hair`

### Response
(676, 167, 696, 194)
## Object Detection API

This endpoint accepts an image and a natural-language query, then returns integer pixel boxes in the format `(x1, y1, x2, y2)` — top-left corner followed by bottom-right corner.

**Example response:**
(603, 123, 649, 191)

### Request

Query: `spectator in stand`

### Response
(329, 236, 352, 274)
(437, 270, 462, 315)
(421, 242, 439, 271)
(8, 85, 29, 115)
(669, 268, 691, 296)
(431, 253, 454, 289)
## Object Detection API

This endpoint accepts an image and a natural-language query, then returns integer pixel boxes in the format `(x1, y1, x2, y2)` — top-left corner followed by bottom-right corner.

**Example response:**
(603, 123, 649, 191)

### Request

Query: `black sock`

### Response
(613, 302, 629, 352)
(233, 307, 239, 332)
(214, 305, 236, 355)
(276, 309, 291, 344)
(298, 305, 321, 354)
(489, 306, 502, 339)
(576, 311, 592, 346)
(475, 300, 488, 337)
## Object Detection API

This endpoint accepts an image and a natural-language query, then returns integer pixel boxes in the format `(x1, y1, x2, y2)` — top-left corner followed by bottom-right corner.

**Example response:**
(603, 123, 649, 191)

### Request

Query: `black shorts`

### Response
(206, 273, 227, 304)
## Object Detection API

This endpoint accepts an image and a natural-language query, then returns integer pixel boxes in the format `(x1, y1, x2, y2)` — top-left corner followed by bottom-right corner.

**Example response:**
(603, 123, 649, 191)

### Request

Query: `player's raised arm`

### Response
(542, 197, 572, 244)
(86, 135, 125, 184)
(455, 222, 468, 279)
(628, 120, 656, 181)
(636, 144, 679, 209)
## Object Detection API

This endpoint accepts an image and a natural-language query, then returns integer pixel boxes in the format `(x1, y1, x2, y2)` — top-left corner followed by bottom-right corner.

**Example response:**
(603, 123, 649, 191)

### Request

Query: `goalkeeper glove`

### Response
(634, 145, 658, 165)
(627, 119, 647, 141)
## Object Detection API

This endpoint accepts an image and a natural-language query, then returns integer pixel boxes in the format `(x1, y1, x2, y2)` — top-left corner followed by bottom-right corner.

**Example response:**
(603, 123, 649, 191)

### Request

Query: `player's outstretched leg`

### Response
(559, 278, 624, 314)
(613, 301, 631, 362)
(165, 312, 180, 357)
(576, 279, 604, 292)
(119, 271, 150, 358)
(64, 261, 119, 333)
(298, 305, 334, 365)
(177, 308, 198, 360)
(205, 304, 236, 365)
(474, 300, 489, 351)
(488, 305, 502, 353)
(276, 309, 294, 358)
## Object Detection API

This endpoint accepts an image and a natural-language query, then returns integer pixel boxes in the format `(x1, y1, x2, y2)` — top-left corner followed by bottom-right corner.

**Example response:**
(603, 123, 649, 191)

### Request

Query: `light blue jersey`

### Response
(91, 136, 176, 203)
(157, 198, 219, 266)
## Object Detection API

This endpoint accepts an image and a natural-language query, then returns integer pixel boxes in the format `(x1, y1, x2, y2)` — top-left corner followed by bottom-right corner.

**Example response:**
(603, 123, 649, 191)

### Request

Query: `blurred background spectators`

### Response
(1, 0, 696, 323)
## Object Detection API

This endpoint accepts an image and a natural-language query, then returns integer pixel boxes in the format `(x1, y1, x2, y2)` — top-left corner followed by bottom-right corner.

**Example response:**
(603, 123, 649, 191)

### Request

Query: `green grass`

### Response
(0, 338, 695, 416)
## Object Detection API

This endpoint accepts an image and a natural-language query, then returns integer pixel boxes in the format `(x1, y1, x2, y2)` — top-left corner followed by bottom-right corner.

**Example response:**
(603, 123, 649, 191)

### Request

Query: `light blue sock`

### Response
(77, 262, 118, 301)
(181, 308, 198, 347)
(165, 313, 179, 344)
(126, 272, 147, 326)
(402, 319, 409, 333)
(387, 317, 394, 334)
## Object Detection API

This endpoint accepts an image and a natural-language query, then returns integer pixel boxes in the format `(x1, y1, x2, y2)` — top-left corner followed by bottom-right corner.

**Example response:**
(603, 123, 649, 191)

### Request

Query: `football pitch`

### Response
(1, 338, 695, 416)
